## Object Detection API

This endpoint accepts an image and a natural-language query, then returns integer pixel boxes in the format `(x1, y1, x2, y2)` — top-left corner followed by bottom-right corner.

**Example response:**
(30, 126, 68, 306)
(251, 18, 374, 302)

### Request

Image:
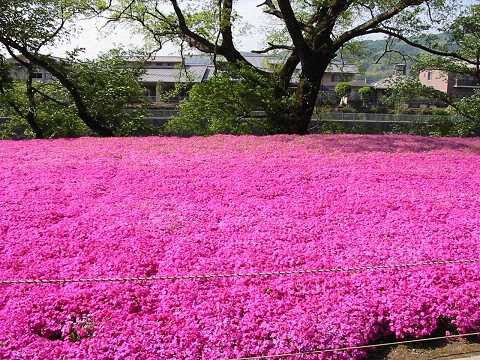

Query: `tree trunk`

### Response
(26, 66, 44, 139)
(274, 59, 328, 135)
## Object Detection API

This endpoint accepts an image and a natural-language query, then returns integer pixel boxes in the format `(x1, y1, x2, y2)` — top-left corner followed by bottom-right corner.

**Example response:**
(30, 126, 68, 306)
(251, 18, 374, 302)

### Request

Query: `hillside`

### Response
(346, 33, 455, 81)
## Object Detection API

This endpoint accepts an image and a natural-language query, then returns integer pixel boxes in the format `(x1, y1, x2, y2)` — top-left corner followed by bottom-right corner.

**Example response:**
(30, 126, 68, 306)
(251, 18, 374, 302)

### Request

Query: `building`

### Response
(6, 56, 54, 83)
(373, 64, 479, 108)
(140, 55, 215, 104)
(419, 69, 479, 98)
(5, 53, 365, 106)
(372, 64, 454, 108)
(140, 53, 363, 105)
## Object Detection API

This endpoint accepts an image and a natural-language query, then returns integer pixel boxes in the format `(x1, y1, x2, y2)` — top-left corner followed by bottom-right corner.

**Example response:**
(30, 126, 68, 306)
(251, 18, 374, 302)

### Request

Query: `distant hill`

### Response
(341, 33, 455, 82)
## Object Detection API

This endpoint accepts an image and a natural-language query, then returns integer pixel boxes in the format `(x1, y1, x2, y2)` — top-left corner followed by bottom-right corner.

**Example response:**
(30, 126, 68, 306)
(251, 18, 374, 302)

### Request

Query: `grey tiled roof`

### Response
(326, 63, 359, 74)
(141, 65, 212, 83)
(141, 53, 360, 84)
(373, 75, 406, 90)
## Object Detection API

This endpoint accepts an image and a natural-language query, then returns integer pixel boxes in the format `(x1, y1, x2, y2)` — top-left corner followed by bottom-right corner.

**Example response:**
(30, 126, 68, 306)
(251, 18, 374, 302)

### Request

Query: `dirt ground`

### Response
(368, 339, 480, 359)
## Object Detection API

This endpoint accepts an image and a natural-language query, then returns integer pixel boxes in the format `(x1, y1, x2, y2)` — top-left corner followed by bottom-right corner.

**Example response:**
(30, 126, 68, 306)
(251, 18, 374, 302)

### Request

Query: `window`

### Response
(331, 73, 353, 82)
(427, 71, 432, 81)
(32, 72, 43, 79)
(155, 62, 177, 68)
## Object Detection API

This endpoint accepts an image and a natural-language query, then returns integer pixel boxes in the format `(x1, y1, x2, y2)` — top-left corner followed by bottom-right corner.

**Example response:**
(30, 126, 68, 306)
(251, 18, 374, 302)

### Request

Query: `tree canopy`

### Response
(1, 0, 479, 136)
(390, 4, 480, 135)
(108, 0, 467, 133)
(0, 0, 153, 137)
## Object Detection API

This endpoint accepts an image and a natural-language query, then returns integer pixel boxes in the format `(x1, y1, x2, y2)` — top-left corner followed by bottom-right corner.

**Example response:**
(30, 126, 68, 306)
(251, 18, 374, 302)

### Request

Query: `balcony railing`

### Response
(454, 78, 480, 88)
(145, 95, 187, 103)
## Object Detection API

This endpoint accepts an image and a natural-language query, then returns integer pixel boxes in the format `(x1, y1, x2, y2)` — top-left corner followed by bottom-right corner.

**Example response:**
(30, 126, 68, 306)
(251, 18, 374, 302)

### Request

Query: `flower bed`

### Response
(1, 135, 480, 359)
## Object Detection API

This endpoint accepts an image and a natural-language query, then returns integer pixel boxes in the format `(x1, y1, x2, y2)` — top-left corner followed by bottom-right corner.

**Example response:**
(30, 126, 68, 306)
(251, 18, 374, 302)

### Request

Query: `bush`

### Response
(164, 65, 292, 136)
(358, 86, 374, 99)
(334, 82, 352, 98)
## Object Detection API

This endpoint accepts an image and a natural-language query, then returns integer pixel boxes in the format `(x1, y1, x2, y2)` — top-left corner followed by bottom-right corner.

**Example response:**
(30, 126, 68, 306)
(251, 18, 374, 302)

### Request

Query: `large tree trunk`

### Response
(274, 58, 328, 135)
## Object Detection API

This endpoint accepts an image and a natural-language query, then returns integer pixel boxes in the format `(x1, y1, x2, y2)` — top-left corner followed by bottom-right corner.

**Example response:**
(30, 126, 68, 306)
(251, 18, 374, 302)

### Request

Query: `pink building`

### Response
(419, 70, 479, 98)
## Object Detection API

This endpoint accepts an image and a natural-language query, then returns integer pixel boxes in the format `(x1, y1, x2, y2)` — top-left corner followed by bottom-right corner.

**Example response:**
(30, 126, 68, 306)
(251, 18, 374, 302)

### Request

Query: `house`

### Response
(6, 56, 54, 83)
(372, 64, 479, 108)
(373, 64, 407, 91)
(140, 55, 214, 104)
(140, 53, 363, 105)
(419, 69, 479, 99)
(372, 64, 452, 108)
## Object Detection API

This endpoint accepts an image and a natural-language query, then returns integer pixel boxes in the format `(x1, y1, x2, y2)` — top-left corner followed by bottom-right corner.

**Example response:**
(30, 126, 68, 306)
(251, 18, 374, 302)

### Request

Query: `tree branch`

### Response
(333, 0, 424, 49)
(276, 0, 309, 56)
(169, 0, 217, 53)
(366, 27, 478, 65)
(168, 0, 265, 74)
(32, 86, 70, 107)
(252, 43, 294, 54)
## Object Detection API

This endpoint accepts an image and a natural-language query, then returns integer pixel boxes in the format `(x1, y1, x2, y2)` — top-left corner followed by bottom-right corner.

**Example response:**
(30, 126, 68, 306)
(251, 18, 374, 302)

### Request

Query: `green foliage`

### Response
(358, 86, 374, 99)
(0, 0, 150, 137)
(68, 49, 152, 136)
(451, 4, 480, 61)
(334, 82, 352, 98)
(387, 5, 480, 136)
(0, 80, 88, 139)
(0, 0, 96, 51)
(452, 91, 480, 135)
(164, 65, 292, 136)
(0, 49, 155, 139)
(358, 86, 375, 107)
(315, 115, 476, 137)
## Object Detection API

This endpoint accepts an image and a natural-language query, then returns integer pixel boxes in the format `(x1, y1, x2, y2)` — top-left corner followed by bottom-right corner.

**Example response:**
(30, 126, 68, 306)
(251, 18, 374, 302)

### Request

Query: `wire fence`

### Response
(314, 112, 464, 124)
(2, 256, 480, 357)
(235, 332, 480, 359)
(143, 110, 463, 125)
(1, 258, 478, 286)
(141, 110, 466, 134)
(0, 111, 464, 132)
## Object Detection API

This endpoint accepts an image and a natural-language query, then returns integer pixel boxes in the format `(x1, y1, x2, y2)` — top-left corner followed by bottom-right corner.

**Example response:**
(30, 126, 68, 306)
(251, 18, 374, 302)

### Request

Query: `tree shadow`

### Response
(366, 317, 480, 360)
(314, 135, 480, 154)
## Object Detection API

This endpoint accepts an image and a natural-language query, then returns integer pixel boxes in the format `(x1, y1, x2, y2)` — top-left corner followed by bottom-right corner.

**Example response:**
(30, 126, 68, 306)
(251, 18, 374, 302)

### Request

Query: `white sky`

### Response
(51, 0, 476, 59)
(52, 0, 272, 58)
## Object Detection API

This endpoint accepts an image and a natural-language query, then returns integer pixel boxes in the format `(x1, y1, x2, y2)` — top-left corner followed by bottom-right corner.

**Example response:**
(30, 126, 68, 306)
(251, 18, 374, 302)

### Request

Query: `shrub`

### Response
(164, 65, 292, 136)
(334, 82, 352, 98)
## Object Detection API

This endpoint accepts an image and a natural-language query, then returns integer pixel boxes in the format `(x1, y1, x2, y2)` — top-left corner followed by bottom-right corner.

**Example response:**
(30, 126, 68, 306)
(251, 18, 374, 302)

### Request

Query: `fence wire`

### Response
(1, 258, 478, 286)
(234, 331, 480, 359)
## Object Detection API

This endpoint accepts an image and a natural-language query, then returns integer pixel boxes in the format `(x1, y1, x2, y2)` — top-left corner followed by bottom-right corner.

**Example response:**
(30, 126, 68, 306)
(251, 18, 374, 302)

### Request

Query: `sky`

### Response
(53, 0, 271, 58)
(52, 0, 477, 59)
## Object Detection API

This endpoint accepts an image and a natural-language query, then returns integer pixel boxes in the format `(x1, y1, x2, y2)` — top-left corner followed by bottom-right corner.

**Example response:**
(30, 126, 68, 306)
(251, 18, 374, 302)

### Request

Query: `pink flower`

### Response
(0, 134, 479, 359)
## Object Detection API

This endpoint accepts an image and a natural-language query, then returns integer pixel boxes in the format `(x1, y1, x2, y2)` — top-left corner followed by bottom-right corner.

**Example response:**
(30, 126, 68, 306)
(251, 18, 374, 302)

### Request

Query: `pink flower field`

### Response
(2, 134, 480, 359)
